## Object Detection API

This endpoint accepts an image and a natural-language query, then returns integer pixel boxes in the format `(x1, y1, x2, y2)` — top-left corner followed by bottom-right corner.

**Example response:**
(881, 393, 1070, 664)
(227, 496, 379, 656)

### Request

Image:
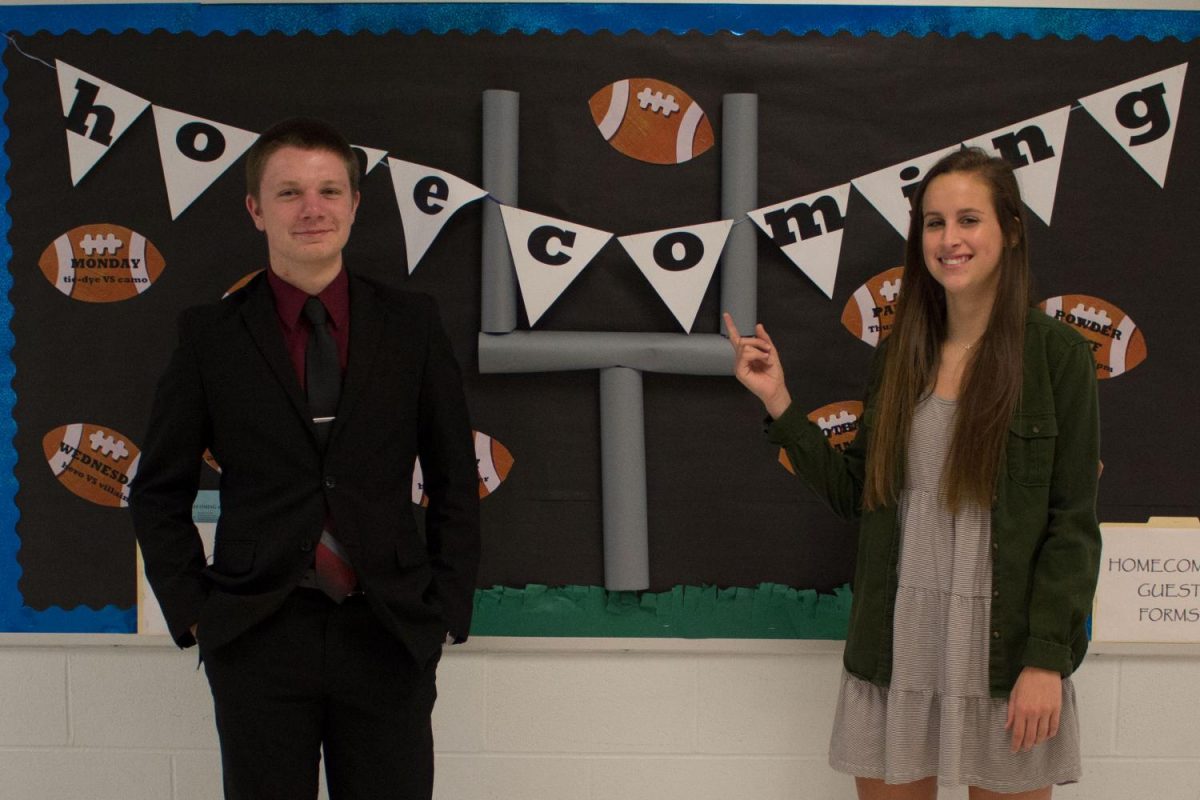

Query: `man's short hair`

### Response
(245, 117, 360, 199)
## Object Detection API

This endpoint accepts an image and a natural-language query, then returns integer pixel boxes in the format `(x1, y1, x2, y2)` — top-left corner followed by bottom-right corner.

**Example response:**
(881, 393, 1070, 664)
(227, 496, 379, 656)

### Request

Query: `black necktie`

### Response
(303, 297, 340, 447)
(302, 296, 356, 600)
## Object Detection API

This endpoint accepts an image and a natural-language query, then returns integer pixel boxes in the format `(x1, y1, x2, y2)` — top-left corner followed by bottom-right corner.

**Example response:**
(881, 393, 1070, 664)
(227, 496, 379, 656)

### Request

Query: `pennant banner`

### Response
(57, 60, 150, 186)
(152, 106, 259, 220)
(388, 158, 488, 273)
(618, 219, 733, 332)
(1079, 63, 1188, 188)
(748, 184, 851, 299)
(499, 206, 612, 326)
(353, 145, 389, 176)
(851, 145, 961, 238)
(964, 106, 1072, 226)
(47, 60, 1192, 306)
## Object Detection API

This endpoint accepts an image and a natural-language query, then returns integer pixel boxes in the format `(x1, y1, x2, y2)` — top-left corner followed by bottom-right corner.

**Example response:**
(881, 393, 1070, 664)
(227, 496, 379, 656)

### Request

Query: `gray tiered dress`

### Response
(828, 395, 1081, 792)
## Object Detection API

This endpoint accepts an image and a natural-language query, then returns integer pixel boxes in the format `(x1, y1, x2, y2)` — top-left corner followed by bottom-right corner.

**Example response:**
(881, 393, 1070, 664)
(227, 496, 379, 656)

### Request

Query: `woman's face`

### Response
(920, 171, 1006, 304)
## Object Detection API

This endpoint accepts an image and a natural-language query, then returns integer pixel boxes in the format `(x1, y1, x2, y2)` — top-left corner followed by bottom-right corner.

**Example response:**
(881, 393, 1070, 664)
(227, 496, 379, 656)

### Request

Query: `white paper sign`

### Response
(618, 220, 732, 332)
(499, 205, 612, 326)
(57, 60, 151, 186)
(388, 158, 488, 273)
(748, 184, 851, 299)
(963, 106, 1072, 225)
(1079, 63, 1188, 188)
(1093, 522, 1200, 643)
(153, 106, 259, 219)
(137, 520, 216, 636)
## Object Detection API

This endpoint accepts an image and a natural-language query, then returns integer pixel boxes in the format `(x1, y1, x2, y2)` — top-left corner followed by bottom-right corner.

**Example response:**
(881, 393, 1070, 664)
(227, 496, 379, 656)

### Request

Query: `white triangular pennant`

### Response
(748, 184, 851, 299)
(499, 206, 612, 326)
(56, 60, 150, 186)
(618, 220, 732, 332)
(851, 146, 960, 237)
(152, 106, 259, 219)
(1079, 63, 1187, 188)
(964, 106, 1071, 225)
(388, 158, 488, 273)
(352, 145, 388, 175)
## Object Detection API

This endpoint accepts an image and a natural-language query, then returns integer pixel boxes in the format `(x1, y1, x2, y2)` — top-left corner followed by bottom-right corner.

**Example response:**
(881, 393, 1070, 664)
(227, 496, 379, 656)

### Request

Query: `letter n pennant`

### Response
(963, 106, 1071, 225)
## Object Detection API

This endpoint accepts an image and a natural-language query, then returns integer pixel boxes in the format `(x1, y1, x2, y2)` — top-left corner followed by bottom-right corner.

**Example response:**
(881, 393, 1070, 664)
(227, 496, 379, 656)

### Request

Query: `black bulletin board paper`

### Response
(2, 14, 1198, 634)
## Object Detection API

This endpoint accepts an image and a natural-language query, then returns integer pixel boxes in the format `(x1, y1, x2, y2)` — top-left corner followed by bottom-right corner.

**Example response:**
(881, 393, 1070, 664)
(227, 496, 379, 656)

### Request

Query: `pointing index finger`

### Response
(722, 312, 742, 342)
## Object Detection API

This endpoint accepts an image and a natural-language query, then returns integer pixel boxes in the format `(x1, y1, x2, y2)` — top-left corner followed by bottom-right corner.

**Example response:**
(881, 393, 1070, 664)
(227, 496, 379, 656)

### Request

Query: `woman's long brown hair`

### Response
(862, 148, 1030, 513)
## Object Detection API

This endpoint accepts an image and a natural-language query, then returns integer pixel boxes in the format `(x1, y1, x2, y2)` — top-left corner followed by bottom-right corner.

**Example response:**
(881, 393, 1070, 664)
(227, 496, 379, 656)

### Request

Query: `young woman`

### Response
(725, 148, 1101, 799)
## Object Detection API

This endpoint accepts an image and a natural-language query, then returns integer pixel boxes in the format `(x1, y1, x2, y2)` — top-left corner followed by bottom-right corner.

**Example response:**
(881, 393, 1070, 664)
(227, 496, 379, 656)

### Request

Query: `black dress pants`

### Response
(200, 589, 439, 800)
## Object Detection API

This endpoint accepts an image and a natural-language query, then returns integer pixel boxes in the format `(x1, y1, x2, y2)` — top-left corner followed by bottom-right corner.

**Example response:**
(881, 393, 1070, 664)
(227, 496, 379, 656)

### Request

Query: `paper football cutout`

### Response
(1039, 294, 1147, 379)
(39, 223, 165, 303)
(44, 423, 141, 508)
(589, 78, 714, 165)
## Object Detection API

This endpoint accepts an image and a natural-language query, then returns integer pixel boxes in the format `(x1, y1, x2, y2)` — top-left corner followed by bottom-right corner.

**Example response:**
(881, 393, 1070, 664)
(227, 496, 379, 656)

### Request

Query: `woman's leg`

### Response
(968, 785, 1051, 800)
(856, 776, 938, 800)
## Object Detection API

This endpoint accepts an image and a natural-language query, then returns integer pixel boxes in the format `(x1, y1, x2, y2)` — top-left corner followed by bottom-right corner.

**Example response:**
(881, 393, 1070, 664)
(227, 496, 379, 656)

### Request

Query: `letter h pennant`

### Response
(56, 61, 151, 186)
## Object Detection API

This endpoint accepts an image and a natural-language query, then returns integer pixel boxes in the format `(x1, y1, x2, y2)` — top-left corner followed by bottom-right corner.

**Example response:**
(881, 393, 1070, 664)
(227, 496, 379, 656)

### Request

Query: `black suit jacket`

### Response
(130, 271, 480, 666)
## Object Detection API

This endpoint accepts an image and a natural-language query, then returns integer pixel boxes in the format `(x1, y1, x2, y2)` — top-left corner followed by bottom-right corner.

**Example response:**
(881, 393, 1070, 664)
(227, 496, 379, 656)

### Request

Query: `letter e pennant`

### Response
(388, 158, 487, 273)
(618, 220, 733, 332)
(153, 106, 259, 220)
(1079, 63, 1188, 188)
(499, 206, 612, 326)
(748, 184, 851, 299)
(57, 60, 150, 186)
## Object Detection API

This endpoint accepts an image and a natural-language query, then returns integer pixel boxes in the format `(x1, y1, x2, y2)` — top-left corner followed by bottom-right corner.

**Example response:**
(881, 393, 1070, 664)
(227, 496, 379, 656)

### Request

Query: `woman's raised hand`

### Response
(723, 312, 792, 420)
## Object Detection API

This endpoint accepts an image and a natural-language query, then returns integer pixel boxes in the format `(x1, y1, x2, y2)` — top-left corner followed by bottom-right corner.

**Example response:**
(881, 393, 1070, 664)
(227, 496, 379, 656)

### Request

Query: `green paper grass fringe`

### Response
(471, 582, 852, 639)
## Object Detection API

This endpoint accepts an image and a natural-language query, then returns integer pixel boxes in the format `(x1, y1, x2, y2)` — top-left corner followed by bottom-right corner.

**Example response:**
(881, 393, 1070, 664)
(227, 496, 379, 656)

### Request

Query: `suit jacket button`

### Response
(300, 539, 313, 552)
(324, 476, 336, 489)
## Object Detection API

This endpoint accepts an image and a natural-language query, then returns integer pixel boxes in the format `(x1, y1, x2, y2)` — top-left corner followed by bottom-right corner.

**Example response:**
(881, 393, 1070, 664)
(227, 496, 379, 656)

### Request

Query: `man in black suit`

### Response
(130, 118, 480, 799)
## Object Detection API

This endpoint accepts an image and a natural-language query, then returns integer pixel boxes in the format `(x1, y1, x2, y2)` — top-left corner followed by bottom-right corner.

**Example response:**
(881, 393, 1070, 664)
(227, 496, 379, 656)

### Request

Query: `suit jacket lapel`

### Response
(240, 273, 317, 439)
(333, 274, 386, 443)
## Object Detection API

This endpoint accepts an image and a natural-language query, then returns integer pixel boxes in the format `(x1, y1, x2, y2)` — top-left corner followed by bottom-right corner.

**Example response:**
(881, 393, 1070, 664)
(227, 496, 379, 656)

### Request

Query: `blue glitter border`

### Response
(0, 4, 1197, 39)
(0, 3, 1195, 633)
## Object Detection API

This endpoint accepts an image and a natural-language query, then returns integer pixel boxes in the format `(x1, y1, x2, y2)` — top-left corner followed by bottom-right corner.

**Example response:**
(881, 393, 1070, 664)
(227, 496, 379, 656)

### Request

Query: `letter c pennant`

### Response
(499, 205, 612, 326)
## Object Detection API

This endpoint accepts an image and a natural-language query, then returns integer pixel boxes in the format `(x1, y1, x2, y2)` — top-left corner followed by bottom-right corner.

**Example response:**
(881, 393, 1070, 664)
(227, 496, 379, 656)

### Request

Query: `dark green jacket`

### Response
(769, 311, 1101, 698)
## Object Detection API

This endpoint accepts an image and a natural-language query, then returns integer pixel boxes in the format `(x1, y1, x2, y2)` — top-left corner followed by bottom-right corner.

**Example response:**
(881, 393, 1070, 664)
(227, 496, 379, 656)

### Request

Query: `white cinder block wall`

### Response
(0, 639, 1197, 800)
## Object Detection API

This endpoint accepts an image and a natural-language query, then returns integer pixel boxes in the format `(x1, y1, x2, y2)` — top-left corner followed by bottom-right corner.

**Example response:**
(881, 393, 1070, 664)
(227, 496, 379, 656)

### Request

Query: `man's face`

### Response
(245, 146, 360, 276)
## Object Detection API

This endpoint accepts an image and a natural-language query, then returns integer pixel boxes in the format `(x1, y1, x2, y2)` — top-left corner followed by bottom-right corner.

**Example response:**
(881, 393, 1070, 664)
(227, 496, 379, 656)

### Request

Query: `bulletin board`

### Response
(1, 3, 1197, 636)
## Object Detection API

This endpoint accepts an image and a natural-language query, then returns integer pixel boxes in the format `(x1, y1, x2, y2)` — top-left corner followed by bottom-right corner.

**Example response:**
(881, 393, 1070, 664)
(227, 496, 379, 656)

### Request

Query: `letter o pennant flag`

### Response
(153, 106, 258, 219)
(618, 219, 732, 332)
